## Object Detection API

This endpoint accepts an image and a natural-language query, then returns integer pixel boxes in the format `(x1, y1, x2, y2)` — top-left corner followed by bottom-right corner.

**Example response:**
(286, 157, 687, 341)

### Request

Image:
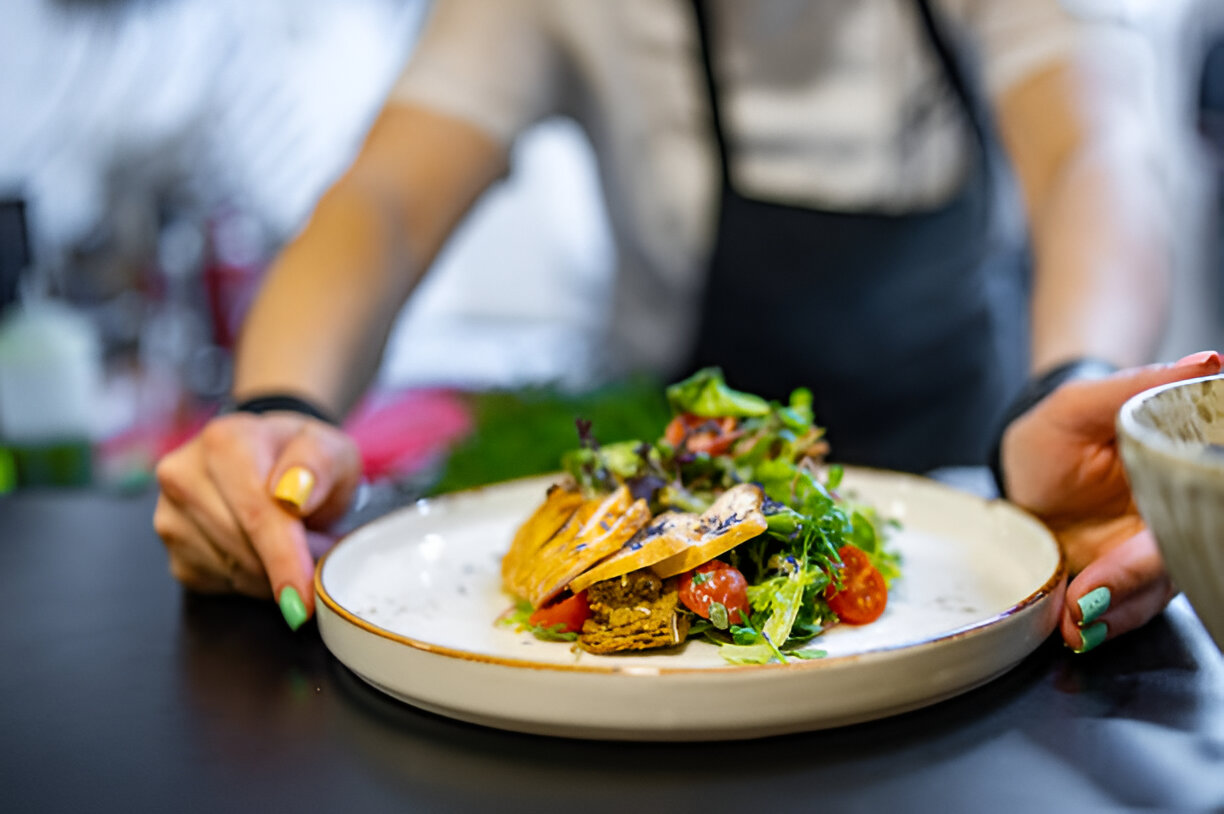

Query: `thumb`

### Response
(1051, 351, 1221, 437)
(269, 421, 363, 528)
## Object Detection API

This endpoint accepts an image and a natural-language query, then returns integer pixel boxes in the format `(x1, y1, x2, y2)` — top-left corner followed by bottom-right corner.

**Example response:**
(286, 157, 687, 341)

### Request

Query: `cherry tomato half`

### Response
(528, 590, 592, 634)
(678, 560, 750, 624)
(663, 413, 691, 446)
(664, 413, 741, 456)
(826, 545, 887, 625)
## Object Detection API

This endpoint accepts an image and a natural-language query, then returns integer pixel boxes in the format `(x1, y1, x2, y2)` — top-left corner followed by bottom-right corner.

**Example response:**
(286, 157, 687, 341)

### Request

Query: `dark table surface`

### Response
(3, 488, 1223, 812)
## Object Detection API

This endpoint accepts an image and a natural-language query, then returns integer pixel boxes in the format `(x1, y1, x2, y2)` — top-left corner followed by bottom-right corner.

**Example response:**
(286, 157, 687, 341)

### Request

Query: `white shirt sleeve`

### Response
(945, 0, 1157, 103)
(949, 0, 1160, 136)
(387, 0, 561, 144)
(943, 0, 1083, 98)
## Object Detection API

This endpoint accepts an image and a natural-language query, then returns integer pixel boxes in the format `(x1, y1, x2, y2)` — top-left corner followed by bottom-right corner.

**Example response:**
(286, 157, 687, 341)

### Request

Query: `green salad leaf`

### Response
(844, 504, 903, 586)
(498, 370, 901, 661)
(666, 368, 772, 418)
(785, 647, 828, 660)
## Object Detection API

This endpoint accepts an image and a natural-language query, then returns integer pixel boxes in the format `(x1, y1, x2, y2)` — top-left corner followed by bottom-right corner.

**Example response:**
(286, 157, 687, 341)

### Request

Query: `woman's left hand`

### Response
(1000, 351, 1222, 652)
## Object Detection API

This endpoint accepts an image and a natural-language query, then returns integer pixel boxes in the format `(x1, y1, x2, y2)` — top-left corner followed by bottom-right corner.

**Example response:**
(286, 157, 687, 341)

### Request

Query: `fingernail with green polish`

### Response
(1074, 621, 1108, 654)
(1077, 586, 1111, 627)
(279, 586, 308, 631)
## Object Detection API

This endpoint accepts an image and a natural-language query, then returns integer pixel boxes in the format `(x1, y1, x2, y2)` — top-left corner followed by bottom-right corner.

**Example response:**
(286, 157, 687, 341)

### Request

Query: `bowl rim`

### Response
(1116, 373, 1224, 471)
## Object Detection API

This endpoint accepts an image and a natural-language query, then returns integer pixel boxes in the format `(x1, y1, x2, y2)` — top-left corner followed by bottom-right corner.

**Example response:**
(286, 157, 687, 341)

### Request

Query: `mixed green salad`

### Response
(555, 368, 901, 664)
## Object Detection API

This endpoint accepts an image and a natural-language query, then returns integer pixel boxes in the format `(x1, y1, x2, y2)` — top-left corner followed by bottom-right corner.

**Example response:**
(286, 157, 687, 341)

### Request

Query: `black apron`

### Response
(686, 0, 1030, 473)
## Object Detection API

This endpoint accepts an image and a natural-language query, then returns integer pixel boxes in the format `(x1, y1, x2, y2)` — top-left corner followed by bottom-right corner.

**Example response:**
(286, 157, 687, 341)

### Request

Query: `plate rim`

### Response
(314, 468, 1065, 676)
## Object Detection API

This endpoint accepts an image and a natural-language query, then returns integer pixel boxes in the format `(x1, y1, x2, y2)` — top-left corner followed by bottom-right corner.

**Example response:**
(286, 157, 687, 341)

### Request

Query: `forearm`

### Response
(1027, 134, 1170, 374)
(231, 104, 505, 417)
(233, 176, 420, 417)
(999, 53, 1172, 376)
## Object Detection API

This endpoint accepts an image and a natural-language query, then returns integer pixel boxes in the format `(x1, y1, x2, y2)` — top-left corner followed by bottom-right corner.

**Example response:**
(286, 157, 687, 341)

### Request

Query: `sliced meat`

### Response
(521, 485, 652, 608)
(567, 511, 701, 594)
(506, 486, 628, 599)
(650, 483, 767, 578)
(500, 480, 583, 595)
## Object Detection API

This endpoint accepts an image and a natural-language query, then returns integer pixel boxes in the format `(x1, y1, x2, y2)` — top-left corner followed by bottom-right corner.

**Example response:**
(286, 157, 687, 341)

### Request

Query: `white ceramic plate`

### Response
(316, 470, 1064, 740)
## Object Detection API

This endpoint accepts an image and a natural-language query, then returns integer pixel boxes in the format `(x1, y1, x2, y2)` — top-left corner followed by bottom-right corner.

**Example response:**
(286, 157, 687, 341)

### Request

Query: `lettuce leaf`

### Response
(666, 368, 771, 418)
(844, 504, 903, 586)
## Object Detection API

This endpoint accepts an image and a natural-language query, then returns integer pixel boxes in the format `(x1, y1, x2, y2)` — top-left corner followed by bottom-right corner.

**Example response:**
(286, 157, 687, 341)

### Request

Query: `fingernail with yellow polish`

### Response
(1074, 622, 1107, 654)
(274, 466, 315, 510)
(1077, 587, 1111, 627)
(279, 586, 308, 631)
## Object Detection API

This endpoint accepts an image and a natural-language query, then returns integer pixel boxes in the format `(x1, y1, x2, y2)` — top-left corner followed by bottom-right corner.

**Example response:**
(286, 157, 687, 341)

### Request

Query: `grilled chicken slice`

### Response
(650, 483, 767, 578)
(568, 511, 701, 594)
(500, 480, 583, 595)
(521, 485, 652, 608)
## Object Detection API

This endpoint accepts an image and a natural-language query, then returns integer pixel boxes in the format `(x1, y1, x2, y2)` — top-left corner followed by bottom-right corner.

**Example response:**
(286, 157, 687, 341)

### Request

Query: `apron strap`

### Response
(912, 0, 990, 155)
(689, 0, 732, 187)
(689, 0, 990, 194)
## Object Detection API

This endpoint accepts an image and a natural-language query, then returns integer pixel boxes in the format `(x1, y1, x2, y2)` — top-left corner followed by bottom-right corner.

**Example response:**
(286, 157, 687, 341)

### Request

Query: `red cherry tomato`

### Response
(678, 560, 750, 624)
(826, 545, 887, 625)
(664, 414, 691, 446)
(528, 590, 591, 634)
(664, 413, 741, 456)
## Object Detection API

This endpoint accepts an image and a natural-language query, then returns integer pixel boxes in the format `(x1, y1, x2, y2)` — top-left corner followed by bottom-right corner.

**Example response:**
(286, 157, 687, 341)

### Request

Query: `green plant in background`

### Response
(425, 376, 672, 495)
(0, 447, 15, 494)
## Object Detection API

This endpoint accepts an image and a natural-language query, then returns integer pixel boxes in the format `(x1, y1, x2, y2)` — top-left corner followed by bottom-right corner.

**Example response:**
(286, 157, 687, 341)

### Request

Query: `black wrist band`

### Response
(989, 357, 1118, 498)
(226, 394, 339, 426)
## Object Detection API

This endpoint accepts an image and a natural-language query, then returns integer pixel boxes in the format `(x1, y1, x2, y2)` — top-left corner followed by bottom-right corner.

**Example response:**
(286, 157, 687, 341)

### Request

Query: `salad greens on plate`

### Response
(505, 368, 901, 664)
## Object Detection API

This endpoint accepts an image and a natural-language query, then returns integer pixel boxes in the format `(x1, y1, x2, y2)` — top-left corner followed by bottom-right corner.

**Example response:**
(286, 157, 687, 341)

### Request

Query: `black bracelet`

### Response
(226, 393, 339, 426)
(989, 358, 1118, 498)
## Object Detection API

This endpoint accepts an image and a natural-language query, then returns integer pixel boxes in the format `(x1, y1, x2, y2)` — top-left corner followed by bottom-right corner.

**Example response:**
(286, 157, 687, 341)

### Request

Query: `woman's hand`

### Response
(153, 412, 362, 629)
(1000, 351, 1222, 652)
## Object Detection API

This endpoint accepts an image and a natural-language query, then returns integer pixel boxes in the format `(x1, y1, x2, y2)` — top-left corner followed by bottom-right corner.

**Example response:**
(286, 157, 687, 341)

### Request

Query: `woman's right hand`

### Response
(153, 412, 362, 629)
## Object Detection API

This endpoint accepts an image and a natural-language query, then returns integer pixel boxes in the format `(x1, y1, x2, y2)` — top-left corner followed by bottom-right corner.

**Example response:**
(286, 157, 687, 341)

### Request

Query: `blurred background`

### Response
(0, 0, 1223, 493)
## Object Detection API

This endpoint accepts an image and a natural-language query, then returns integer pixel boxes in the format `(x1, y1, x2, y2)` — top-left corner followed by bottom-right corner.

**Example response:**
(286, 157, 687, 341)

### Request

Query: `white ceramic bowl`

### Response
(1117, 374, 1224, 651)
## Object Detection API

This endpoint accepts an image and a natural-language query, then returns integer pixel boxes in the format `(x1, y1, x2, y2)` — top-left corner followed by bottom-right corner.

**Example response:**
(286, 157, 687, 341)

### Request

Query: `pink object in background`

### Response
(95, 386, 472, 490)
(343, 388, 473, 481)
